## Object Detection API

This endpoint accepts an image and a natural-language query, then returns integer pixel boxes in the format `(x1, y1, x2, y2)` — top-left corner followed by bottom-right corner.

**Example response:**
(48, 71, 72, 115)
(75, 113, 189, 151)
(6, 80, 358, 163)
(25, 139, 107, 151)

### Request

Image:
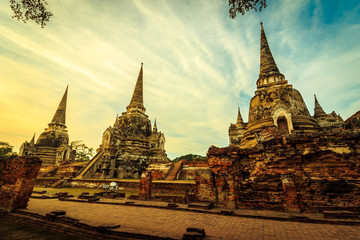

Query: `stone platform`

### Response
(4, 198, 359, 240)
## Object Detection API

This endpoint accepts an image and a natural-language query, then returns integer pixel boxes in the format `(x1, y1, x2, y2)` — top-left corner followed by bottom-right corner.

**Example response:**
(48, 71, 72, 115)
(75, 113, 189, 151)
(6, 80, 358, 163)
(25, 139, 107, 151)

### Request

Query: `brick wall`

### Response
(0, 157, 42, 211)
(148, 170, 167, 180)
(138, 172, 152, 200)
(35, 178, 196, 194)
(203, 132, 360, 212)
(184, 161, 209, 167)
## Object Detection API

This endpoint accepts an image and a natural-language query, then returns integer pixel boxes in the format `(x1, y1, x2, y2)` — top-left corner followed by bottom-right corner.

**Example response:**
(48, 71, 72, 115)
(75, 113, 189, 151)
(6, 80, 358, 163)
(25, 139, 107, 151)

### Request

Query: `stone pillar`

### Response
(0, 157, 42, 212)
(138, 171, 152, 200)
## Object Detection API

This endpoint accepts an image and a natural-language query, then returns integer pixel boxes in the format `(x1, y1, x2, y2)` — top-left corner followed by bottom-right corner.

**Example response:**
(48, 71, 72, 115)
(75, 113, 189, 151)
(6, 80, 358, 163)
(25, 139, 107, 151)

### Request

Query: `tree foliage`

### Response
(10, 0, 53, 28)
(8, 1, 267, 28)
(71, 140, 94, 162)
(227, 0, 267, 18)
(0, 141, 18, 160)
(172, 154, 208, 162)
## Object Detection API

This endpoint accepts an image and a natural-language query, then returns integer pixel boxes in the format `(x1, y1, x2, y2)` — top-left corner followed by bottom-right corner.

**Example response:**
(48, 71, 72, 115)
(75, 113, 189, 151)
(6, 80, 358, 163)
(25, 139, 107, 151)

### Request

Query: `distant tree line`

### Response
(70, 140, 94, 162)
(172, 154, 208, 162)
(0, 141, 17, 160)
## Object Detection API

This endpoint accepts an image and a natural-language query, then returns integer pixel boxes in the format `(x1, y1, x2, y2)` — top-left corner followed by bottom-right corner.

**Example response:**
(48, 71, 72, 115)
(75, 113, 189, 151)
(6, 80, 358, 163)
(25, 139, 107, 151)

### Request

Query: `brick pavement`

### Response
(26, 198, 360, 240)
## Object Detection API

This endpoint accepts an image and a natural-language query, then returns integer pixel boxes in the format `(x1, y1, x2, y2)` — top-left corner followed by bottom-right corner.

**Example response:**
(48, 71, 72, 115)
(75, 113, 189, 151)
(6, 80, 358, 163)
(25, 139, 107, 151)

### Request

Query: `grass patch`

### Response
(33, 186, 138, 198)
(33, 186, 185, 198)
(75, 178, 195, 184)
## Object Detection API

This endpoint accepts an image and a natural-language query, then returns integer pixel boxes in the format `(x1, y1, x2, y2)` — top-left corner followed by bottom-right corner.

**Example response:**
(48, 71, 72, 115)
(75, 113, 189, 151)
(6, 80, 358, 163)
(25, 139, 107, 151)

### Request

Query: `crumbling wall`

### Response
(197, 147, 243, 208)
(203, 132, 360, 212)
(146, 163, 171, 180)
(194, 168, 215, 202)
(149, 169, 167, 180)
(185, 161, 209, 167)
(138, 171, 152, 200)
(0, 156, 41, 211)
(179, 160, 210, 180)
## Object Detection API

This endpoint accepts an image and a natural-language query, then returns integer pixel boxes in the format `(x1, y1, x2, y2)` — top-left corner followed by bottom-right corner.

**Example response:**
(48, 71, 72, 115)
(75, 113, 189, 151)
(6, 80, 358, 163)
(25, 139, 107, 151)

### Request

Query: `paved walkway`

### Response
(25, 198, 360, 240)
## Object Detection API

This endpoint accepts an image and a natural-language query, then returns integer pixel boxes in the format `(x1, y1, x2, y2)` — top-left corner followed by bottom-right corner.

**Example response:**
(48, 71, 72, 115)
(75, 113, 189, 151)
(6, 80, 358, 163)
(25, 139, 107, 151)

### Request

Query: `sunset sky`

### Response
(0, 0, 359, 159)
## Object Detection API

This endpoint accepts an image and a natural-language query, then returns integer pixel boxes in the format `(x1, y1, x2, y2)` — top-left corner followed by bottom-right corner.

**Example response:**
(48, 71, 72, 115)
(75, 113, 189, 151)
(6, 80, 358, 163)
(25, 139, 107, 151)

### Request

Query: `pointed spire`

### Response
(50, 85, 68, 126)
(114, 114, 119, 129)
(153, 118, 158, 132)
(314, 94, 327, 118)
(257, 23, 284, 87)
(237, 107, 244, 124)
(127, 63, 146, 113)
(259, 22, 280, 77)
(30, 133, 35, 145)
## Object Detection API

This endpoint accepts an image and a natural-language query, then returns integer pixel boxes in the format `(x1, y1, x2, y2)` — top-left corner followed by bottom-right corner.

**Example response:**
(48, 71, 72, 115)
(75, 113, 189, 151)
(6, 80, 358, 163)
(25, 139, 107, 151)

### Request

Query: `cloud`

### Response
(0, 0, 359, 159)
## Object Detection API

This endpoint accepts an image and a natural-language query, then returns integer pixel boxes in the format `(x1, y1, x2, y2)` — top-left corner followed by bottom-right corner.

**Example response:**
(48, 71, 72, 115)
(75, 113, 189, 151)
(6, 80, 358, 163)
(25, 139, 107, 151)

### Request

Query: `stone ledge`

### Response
(0, 211, 176, 240)
(32, 198, 360, 226)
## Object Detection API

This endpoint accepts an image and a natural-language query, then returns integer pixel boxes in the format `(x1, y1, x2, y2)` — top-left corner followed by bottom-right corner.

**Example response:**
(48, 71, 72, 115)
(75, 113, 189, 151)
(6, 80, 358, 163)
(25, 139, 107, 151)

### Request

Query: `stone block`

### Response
(51, 210, 66, 216)
(183, 227, 206, 240)
(323, 211, 358, 219)
(183, 232, 204, 240)
(45, 213, 57, 221)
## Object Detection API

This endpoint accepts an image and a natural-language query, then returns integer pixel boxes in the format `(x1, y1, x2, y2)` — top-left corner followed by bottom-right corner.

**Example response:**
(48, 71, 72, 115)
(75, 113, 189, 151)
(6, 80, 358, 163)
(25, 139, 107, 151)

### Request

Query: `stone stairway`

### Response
(165, 160, 184, 180)
(75, 151, 104, 179)
(49, 179, 64, 188)
(38, 165, 59, 178)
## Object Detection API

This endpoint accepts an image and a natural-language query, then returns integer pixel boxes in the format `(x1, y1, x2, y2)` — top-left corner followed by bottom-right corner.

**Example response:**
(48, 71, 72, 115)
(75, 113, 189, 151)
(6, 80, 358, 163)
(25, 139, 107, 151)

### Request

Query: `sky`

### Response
(0, 0, 359, 159)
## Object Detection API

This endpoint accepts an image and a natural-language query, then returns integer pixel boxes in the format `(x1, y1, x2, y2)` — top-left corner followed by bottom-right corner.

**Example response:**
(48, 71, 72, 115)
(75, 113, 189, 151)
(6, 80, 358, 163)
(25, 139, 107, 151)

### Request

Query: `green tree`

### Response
(71, 140, 94, 162)
(10, 0, 53, 28)
(226, 0, 267, 18)
(0, 141, 18, 160)
(172, 154, 208, 162)
(9, 1, 268, 28)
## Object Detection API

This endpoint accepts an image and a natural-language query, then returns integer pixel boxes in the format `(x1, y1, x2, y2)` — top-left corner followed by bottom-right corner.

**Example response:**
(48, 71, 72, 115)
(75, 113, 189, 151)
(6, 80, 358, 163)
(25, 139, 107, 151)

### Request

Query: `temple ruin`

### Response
(76, 63, 168, 179)
(200, 23, 360, 212)
(19, 86, 75, 167)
